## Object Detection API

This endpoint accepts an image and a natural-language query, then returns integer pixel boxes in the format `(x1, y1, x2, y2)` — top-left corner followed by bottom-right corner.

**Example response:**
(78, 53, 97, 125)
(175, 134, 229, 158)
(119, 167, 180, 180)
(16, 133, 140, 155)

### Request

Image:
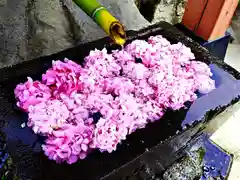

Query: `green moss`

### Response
(6, 157, 12, 167)
(13, 175, 20, 180)
(1, 156, 19, 180)
(134, 0, 140, 9)
(196, 147, 206, 163)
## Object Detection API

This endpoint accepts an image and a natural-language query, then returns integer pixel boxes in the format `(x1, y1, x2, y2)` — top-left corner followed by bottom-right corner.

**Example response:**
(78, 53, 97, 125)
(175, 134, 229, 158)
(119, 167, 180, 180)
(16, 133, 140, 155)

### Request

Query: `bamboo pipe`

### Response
(73, 0, 126, 46)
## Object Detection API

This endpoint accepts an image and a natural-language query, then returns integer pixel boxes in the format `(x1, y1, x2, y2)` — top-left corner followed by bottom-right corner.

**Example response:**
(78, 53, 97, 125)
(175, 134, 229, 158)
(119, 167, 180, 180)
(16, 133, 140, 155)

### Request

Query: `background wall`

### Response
(135, 0, 187, 24)
(0, 0, 238, 68)
(230, 6, 240, 44)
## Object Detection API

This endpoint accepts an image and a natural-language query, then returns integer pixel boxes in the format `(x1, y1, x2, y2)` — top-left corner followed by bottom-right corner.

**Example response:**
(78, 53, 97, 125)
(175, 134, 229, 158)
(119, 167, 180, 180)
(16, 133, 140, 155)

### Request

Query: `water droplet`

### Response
(21, 122, 26, 128)
(203, 166, 209, 172)
(210, 166, 215, 171)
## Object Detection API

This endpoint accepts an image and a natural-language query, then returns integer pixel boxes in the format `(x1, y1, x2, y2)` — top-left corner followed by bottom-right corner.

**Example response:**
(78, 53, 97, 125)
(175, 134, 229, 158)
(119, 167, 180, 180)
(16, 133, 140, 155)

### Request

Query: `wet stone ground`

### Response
(119, 135, 231, 180)
(0, 139, 225, 180)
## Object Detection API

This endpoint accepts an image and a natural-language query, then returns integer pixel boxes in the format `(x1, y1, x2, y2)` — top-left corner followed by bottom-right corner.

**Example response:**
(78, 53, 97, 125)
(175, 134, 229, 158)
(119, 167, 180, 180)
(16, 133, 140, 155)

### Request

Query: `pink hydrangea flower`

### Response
(190, 61, 213, 76)
(14, 77, 51, 111)
(78, 69, 103, 94)
(135, 79, 155, 97)
(58, 92, 91, 124)
(83, 92, 114, 113)
(93, 117, 128, 153)
(194, 74, 216, 94)
(122, 62, 151, 81)
(14, 35, 216, 164)
(84, 48, 122, 77)
(140, 100, 164, 123)
(167, 43, 195, 63)
(125, 40, 161, 67)
(28, 100, 70, 135)
(112, 49, 135, 66)
(148, 70, 166, 87)
(125, 40, 154, 58)
(42, 123, 94, 164)
(113, 94, 149, 133)
(42, 59, 83, 96)
(148, 35, 171, 47)
(118, 109, 148, 134)
(102, 77, 135, 95)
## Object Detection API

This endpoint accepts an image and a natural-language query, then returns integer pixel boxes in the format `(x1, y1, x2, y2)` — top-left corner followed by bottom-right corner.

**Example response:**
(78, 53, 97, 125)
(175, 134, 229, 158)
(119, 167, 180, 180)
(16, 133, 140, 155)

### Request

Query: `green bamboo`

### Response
(72, 0, 126, 45)
(73, 0, 102, 18)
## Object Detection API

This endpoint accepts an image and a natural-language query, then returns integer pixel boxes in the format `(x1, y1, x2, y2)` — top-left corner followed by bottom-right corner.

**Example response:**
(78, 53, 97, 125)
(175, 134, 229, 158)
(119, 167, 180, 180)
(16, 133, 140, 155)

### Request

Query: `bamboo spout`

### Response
(73, 0, 126, 46)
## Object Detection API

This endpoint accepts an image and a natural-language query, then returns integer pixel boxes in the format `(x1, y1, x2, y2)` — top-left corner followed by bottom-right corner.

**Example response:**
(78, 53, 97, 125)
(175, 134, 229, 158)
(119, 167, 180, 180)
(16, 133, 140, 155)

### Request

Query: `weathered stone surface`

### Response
(0, 0, 149, 68)
(26, 0, 76, 61)
(162, 149, 203, 180)
(0, 0, 238, 68)
(62, 0, 150, 43)
(135, 0, 187, 24)
(0, 0, 27, 68)
(231, 6, 240, 44)
(0, 0, 187, 68)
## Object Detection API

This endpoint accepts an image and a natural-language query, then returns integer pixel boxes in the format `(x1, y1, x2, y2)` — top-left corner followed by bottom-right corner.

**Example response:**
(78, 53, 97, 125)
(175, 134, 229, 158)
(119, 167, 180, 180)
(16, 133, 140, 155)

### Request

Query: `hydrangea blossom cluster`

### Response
(14, 35, 215, 164)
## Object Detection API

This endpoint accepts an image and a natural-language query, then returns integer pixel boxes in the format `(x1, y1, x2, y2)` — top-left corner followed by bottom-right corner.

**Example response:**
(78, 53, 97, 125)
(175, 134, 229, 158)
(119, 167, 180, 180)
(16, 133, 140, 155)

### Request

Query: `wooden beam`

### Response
(182, 0, 239, 41)
(182, 0, 208, 31)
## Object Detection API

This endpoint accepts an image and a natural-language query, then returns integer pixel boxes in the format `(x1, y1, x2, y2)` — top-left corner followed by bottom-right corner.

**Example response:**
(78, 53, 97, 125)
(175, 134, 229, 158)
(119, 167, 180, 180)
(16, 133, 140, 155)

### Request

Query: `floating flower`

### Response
(42, 59, 83, 96)
(93, 118, 128, 153)
(42, 123, 94, 164)
(28, 100, 70, 135)
(14, 35, 216, 164)
(14, 77, 51, 111)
